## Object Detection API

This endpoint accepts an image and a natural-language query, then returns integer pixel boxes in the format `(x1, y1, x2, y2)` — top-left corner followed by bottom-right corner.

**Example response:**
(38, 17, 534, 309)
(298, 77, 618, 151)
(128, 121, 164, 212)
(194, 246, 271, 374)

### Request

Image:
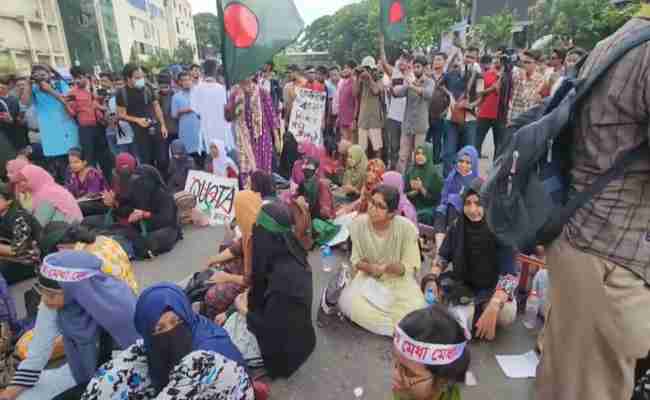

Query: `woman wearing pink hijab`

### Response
(382, 171, 418, 226)
(17, 164, 82, 227)
(6, 158, 31, 209)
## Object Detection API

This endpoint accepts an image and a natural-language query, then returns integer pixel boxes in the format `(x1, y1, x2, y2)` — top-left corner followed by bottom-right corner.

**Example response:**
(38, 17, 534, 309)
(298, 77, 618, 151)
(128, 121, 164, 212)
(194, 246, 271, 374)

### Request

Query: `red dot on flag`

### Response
(389, 1, 404, 24)
(224, 3, 259, 48)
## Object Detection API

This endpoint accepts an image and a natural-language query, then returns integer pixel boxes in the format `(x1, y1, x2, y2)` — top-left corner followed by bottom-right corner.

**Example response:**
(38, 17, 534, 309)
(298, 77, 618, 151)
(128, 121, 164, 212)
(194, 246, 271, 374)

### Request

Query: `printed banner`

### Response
(184, 170, 238, 226)
(288, 88, 326, 145)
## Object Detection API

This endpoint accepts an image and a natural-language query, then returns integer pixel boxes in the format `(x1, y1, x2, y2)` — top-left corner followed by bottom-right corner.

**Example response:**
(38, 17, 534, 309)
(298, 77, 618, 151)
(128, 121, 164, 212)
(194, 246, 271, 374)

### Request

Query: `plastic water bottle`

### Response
(320, 245, 334, 272)
(523, 291, 540, 329)
(425, 287, 437, 305)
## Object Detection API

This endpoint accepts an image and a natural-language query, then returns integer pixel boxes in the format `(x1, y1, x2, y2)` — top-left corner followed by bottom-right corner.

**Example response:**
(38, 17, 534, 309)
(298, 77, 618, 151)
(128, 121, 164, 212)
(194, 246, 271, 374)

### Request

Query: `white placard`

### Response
(184, 170, 238, 226)
(496, 351, 539, 379)
(288, 88, 326, 145)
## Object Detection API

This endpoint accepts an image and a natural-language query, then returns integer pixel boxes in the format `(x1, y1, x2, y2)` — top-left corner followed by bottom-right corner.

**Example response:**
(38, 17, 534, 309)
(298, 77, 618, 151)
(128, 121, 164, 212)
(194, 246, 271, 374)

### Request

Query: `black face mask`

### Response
(303, 168, 316, 180)
(149, 323, 193, 392)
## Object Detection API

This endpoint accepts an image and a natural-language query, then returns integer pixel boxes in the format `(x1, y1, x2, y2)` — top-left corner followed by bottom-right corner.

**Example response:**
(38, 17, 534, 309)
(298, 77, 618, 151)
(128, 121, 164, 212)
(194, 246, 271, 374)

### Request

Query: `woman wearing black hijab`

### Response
(226, 201, 315, 379)
(249, 170, 275, 200)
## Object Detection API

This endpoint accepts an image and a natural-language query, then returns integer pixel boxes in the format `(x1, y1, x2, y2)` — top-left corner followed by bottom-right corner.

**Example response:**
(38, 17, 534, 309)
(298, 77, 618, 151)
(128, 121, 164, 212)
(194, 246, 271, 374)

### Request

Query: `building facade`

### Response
(0, 0, 69, 74)
(165, 0, 197, 56)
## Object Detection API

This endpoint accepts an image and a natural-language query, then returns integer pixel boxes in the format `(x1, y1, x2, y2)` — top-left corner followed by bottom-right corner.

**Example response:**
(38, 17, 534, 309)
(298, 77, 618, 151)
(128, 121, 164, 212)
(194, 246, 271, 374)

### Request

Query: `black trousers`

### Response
(0, 260, 36, 285)
(79, 125, 114, 183)
(132, 125, 166, 170)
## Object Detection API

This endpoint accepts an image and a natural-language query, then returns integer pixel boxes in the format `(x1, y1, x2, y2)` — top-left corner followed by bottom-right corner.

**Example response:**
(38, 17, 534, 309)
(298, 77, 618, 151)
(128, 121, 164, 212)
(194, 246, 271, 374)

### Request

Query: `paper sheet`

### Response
(496, 351, 539, 379)
(327, 212, 358, 247)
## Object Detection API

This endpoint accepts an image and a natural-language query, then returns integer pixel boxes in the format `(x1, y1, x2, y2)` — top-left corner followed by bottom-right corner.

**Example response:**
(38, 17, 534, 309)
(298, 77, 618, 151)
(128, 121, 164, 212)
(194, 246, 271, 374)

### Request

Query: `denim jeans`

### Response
(427, 118, 445, 165)
(442, 120, 477, 177)
(476, 118, 506, 160)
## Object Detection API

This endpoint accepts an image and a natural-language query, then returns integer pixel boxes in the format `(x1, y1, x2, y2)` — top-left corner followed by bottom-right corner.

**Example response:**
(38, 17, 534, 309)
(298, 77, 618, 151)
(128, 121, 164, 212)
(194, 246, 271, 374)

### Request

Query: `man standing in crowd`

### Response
(190, 63, 202, 86)
(156, 73, 177, 171)
(20, 64, 79, 181)
(116, 64, 168, 167)
(379, 49, 409, 170)
(172, 71, 202, 164)
(507, 50, 545, 127)
(67, 67, 113, 181)
(394, 55, 434, 173)
(476, 52, 505, 158)
(192, 60, 233, 153)
(441, 47, 482, 176)
(336, 60, 358, 143)
(536, 5, 650, 400)
(282, 64, 304, 129)
(354, 56, 384, 157)
(428, 52, 449, 164)
(326, 65, 341, 142)
(303, 65, 325, 92)
(0, 77, 19, 177)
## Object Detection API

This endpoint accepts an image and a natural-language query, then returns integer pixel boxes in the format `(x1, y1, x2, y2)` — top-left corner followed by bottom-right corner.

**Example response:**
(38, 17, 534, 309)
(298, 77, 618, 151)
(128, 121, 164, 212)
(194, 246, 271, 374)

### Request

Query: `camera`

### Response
(499, 49, 519, 66)
(97, 88, 109, 98)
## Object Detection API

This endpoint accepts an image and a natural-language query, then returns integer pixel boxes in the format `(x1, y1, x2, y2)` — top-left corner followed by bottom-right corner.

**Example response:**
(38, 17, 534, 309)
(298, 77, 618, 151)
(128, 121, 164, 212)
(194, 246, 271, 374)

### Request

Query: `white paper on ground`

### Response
(496, 351, 539, 379)
(465, 370, 478, 386)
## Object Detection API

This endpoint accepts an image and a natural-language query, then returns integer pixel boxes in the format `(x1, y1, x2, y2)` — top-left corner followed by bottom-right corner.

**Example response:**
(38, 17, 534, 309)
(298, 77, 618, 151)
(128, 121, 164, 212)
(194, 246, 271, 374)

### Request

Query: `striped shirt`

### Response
(566, 17, 650, 284)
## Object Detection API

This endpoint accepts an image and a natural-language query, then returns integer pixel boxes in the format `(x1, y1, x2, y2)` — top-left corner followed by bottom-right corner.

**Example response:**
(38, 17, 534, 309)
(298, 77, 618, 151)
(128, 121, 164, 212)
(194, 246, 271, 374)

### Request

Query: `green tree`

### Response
(298, 15, 333, 51)
(529, 0, 641, 49)
(408, 0, 458, 48)
(193, 12, 221, 59)
(129, 43, 140, 64)
(470, 10, 515, 50)
(175, 39, 195, 64)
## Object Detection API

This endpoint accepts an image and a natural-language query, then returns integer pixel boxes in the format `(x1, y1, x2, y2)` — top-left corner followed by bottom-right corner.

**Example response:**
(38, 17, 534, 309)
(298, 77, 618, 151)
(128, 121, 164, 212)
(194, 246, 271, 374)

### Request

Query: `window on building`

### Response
(79, 13, 90, 27)
(130, 17, 136, 30)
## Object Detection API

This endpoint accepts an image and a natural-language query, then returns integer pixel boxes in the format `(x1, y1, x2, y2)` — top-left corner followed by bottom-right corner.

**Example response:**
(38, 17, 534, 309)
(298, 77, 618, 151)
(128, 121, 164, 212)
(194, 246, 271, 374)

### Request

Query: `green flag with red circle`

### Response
(380, 0, 408, 43)
(218, 0, 304, 88)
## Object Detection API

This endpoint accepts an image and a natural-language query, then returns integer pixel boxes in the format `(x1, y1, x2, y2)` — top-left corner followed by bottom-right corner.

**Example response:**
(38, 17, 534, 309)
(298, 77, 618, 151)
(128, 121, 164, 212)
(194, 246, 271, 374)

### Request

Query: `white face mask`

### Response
(134, 78, 146, 89)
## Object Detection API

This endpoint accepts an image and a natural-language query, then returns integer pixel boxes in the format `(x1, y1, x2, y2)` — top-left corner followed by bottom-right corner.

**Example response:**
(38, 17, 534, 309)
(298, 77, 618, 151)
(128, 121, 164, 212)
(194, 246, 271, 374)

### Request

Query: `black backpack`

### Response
(481, 30, 650, 250)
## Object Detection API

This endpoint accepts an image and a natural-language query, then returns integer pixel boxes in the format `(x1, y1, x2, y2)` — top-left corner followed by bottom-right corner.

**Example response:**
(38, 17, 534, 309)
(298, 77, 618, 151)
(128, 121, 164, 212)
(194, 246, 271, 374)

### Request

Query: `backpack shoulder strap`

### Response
(120, 88, 128, 109)
(575, 29, 650, 102)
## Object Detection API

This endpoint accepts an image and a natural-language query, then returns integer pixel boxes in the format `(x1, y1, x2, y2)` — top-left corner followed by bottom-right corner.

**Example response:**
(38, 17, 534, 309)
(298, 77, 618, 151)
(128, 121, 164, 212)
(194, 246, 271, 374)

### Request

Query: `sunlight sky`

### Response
(189, 0, 359, 25)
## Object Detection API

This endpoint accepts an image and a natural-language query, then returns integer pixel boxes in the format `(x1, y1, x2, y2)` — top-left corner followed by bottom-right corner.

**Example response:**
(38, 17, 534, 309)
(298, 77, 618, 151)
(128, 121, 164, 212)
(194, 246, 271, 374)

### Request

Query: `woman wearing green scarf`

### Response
(342, 145, 368, 198)
(404, 144, 443, 225)
(392, 306, 469, 400)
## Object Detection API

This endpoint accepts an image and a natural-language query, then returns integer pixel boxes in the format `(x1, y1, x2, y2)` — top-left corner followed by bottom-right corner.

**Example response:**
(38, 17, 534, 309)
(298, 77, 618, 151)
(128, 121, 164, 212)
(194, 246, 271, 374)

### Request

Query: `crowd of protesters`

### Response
(0, 6, 649, 398)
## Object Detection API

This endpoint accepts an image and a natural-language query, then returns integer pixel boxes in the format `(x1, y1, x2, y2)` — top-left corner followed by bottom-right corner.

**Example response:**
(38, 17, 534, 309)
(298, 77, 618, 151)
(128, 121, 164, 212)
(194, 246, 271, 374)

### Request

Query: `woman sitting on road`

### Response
(249, 170, 275, 200)
(322, 185, 426, 336)
(6, 158, 32, 210)
(0, 250, 139, 400)
(340, 145, 368, 200)
(206, 139, 238, 179)
(222, 201, 316, 378)
(0, 183, 41, 284)
(82, 283, 255, 400)
(203, 190, 262, 320)
(167, 139, 196, 193)
(17, 165, 83, 228)
(392, 306, 470, 400)
(64, 147, 109, 217)
(434, 146, 479, 251)
(404, 144, 443, 225)
(294, 156, 334, 221)
(431, 178, 518, 341)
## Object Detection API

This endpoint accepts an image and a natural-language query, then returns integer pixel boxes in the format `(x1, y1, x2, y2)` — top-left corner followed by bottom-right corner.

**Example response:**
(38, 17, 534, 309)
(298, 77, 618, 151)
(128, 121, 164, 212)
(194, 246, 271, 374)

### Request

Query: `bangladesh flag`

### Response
(218, 0, 304, 88)
(380, 0, 408, 43)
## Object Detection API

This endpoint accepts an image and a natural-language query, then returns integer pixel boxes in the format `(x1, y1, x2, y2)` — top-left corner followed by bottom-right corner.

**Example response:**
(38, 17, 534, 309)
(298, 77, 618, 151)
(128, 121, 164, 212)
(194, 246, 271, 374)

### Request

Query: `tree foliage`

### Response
(529, 0, 641, 50)
(175, 40, 196, 65)
(468, 10, 515, 50)
(194, 12, 221, 58)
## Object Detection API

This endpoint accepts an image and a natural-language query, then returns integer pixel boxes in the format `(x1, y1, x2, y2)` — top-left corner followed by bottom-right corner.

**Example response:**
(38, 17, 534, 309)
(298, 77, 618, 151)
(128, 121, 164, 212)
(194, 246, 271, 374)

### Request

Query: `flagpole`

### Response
(216, 0, 230, 91)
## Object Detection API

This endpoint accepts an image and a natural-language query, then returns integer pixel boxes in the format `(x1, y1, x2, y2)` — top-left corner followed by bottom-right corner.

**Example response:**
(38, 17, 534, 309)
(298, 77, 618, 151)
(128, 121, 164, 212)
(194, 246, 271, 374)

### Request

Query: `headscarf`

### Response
(168, 139, 195, 191)
(234, 190, 263, 284)
(19, 165, 82, 222)
(405, 144, 438, 192)
(382, 171, 418, 225)
(134, 283, 244, 388)
(115, 152, 137, 173)
(365, 159, 386, 192)
(250, 170, 275, 198)
(6, 158, 29, 183)
(299, 157, 320, 216)
(42, 250, 140, 384)
(442, 146, 479, 212)
(250, 202, 310, 311)
(291, 143, 325, 184)
(210, 139, 237, 177)
(113, 152, 137, 195)
(343, 145, 368, 190)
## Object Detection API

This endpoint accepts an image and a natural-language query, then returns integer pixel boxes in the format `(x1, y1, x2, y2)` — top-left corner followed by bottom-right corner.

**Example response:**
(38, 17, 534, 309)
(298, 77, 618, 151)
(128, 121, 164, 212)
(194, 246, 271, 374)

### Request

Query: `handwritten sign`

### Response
(288, 88, 326, 145)
(184, 170, 238, 226)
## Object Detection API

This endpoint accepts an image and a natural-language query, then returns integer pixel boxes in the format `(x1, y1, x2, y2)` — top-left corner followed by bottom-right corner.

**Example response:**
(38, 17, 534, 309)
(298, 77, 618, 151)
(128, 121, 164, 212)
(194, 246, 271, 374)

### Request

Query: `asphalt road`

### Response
(8, 132, 537, 399)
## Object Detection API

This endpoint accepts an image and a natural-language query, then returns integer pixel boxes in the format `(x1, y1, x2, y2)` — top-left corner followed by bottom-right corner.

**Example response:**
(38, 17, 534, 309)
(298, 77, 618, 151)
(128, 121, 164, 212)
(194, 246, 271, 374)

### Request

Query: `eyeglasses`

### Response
(522, 60, 534, 64)
(394, 361, 434, 388)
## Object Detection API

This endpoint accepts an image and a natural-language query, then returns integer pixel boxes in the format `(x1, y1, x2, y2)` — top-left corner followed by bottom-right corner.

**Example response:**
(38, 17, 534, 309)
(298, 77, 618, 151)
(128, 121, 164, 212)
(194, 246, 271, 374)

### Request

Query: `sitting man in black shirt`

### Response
(116, 64, 168, 167)
(430, 178, 518, 341)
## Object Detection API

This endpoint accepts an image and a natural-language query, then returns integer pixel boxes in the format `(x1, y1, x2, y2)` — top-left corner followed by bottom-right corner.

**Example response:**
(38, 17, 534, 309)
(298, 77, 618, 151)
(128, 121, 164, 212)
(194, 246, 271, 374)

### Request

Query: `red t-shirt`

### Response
(478, 70, 500, 120)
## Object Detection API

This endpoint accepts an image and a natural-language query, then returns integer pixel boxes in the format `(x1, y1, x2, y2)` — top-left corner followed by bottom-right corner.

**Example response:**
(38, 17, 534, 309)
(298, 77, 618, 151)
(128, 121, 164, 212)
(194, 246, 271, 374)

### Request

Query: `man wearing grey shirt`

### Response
(393, 55, 434, 173)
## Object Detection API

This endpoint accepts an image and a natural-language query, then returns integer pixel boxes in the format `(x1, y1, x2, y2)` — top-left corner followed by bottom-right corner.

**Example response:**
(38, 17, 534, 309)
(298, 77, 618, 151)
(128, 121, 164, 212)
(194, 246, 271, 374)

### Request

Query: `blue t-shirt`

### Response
(171, 90, 202, 154)
(31, 80, 79, 157)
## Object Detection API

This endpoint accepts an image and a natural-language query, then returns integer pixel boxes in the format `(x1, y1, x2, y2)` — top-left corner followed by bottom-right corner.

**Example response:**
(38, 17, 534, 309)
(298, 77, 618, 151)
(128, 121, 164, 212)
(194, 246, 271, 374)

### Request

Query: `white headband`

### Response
(40, 261, 99, 283)
(394, 325, 467, 366)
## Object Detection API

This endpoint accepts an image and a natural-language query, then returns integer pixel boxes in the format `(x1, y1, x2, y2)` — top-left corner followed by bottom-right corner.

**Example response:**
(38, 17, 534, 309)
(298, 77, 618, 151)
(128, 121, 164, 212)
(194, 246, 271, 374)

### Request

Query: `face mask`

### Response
(303, 168, 316, 180)
(134, 78, 146, 89)
(149, 323, 193, 391)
